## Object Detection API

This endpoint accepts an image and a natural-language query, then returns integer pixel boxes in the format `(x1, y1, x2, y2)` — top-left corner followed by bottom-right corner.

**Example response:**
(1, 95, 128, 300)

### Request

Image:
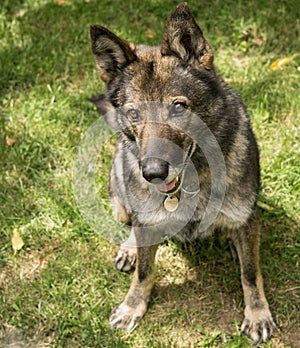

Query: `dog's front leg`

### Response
(231, 211, 277, 343)
(115, 227, 137, 272)
(110, 242, 158, 330)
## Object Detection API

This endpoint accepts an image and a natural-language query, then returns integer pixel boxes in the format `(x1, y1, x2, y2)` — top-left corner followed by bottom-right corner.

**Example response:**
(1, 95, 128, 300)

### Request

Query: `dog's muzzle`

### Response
(141, 157, 181, 194)
(141, 142, 196, 195)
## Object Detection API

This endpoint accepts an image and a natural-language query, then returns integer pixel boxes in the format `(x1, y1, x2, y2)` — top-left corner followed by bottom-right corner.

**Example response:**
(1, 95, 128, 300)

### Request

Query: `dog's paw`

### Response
(241, 307, 277, 344)
(110, 301, 147, 330)
(115, 247, 136, 272)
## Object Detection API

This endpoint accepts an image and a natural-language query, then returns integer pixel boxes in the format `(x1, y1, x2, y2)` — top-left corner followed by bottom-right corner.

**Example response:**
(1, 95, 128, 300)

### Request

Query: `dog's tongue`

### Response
(156, 178, 177, 193)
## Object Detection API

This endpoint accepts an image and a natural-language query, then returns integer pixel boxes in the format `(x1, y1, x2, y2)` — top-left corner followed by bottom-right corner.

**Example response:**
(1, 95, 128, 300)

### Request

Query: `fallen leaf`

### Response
(253, 37, 264, 47)
(29, 257, 45, 275)
(224, 78, 244, 84)
(56, 0, 70, 6)
(145, 29, 155, 39)
(6, 135, 16, 146)
(270, 57, 293, 70)
(16, 94, 23, 103)
(12, 228, 24, 253)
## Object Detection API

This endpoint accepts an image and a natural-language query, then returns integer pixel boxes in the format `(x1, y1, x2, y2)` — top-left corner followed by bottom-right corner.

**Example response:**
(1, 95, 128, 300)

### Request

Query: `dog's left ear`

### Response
(161, 3, 213, 69)
(89, 94, 119, 130)
(89, 94, 113, 115)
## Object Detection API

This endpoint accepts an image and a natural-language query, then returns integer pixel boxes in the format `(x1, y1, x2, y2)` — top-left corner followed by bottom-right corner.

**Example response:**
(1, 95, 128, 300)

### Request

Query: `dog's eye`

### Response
(170, 102, 188, 117)
(126, 109, 140, 122)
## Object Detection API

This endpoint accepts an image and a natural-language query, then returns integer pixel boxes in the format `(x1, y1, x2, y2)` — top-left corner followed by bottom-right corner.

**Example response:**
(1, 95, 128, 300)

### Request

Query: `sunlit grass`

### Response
(0, 1, 299, 347)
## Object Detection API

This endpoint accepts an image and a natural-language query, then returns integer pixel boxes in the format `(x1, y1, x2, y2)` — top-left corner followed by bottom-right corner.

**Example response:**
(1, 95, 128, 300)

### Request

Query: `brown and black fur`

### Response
(89, 3, 276, 343)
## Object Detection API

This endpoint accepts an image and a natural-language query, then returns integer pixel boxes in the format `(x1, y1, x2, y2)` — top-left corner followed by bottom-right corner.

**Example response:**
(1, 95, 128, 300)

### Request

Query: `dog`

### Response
(89, 2, 276, 344)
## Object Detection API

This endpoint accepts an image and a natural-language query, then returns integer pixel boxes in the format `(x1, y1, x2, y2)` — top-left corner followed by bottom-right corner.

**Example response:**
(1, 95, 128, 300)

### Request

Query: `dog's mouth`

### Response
(154, 142, 196, 195)
(155, 176, 181, 194)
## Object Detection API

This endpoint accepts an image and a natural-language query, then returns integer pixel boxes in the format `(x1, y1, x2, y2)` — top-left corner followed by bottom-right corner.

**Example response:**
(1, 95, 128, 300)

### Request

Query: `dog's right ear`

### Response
(90, 25, 136, 84)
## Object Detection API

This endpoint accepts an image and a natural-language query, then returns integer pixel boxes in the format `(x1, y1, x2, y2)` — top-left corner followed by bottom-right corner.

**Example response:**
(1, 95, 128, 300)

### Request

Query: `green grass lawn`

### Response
(0, 0, 299, 347)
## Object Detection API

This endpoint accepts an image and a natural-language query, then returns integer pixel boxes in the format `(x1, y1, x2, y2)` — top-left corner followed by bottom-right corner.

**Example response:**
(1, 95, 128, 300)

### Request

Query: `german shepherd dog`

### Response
(89, 2, 276, 343)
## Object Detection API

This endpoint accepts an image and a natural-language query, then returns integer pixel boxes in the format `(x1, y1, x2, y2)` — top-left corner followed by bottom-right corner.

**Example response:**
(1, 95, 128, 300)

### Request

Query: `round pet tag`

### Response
(164, 196, 179, 212)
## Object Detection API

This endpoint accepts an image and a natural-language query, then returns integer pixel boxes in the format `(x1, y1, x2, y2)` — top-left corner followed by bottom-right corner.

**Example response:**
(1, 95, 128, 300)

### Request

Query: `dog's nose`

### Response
(141, 158, 169, 183)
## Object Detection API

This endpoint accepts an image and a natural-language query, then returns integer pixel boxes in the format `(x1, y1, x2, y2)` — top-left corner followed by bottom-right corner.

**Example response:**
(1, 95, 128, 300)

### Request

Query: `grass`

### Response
(0, 0, 299, 347)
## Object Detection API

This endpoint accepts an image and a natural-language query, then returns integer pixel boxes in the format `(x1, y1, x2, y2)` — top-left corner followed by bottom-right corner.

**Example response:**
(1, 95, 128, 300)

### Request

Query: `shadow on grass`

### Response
(1, 0, 299, 99)
(142, 201, 300, 346)
(0, 0, 163, 100)
(0, 1, 299, 346)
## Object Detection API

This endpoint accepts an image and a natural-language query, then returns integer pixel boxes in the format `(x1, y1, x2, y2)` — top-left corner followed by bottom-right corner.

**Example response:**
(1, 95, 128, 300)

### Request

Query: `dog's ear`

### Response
(89, 94, 119, 130)
(161, 3, 213, 69)
(89, 93, 113, 115)
(90, 25, 136, 83)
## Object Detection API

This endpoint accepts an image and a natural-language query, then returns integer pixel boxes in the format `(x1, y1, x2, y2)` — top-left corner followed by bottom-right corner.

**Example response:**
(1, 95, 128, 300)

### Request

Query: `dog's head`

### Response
(90, 3, 223, 194)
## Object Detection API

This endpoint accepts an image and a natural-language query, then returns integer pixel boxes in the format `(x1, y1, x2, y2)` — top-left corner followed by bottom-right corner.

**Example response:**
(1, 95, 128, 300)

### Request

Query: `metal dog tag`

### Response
(164, 196, 179, 212)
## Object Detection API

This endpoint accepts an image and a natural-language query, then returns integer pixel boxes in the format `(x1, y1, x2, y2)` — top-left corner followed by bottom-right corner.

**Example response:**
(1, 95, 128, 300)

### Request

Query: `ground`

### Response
(0, 0, 299, 347)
